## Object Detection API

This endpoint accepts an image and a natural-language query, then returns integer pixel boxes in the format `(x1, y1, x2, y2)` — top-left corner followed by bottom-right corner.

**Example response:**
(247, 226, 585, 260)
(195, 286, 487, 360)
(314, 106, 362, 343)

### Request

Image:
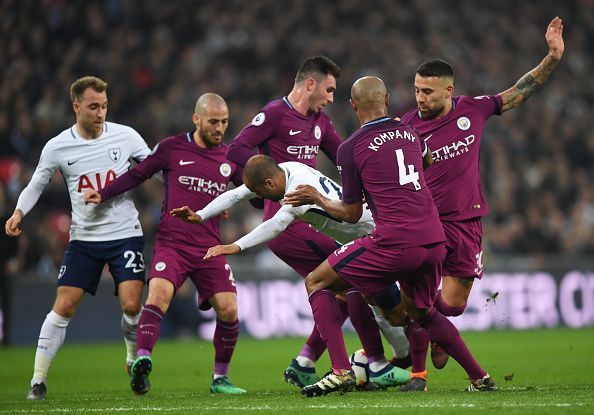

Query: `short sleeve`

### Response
(470, 95, 503, 118)
(337, 142, 363, 204)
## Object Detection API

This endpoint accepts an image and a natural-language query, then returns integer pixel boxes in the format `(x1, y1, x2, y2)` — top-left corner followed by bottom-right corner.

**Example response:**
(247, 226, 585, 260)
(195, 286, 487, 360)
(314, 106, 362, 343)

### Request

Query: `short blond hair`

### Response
(70, 76, 108, 102)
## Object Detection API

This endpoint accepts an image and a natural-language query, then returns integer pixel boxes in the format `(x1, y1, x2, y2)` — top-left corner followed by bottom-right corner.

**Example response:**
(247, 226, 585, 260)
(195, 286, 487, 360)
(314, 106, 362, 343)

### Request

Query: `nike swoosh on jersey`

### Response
(179, 160, 195, 165)
(67, 159, 81, 165)
(289, 130, 302, 136)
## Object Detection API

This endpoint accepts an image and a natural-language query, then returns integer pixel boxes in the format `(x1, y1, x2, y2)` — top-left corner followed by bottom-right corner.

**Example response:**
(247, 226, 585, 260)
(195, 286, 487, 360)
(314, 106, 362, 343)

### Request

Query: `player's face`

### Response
(245, 178, 284, 202)
(414, 74, 453, 119)
(308, 74, 336, 113)
(196, 104, 229, 148)
(74, 88, 107, 138)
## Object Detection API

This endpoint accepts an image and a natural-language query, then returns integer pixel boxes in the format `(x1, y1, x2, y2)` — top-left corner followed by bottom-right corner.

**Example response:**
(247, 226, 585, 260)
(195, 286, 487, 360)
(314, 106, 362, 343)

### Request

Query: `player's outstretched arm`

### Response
(499, 16, 564, 112)
(204, 244, 241, 259)
(83, 189, 102, 204)
(170, 206, 203, 224)
(284, 184, 362, 223)
(5, 209, 24, 237)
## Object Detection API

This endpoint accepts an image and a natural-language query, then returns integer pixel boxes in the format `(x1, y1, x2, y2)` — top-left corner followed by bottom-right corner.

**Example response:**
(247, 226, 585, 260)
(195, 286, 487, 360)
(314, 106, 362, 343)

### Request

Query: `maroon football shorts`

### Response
(328, 235, 446, 309)
(149, 243, 236, 310)
(442, 217, 484, 279)
(266, 220, 339, 278)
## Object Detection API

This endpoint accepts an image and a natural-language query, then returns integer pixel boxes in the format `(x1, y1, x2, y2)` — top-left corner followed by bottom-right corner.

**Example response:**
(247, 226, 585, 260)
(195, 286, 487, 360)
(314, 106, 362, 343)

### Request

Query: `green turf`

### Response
(0, 328, 592, 414)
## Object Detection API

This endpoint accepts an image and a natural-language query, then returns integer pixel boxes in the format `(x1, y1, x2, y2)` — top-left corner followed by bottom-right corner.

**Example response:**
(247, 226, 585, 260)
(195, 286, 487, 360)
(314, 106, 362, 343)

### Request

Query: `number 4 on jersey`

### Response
(395, 149, 421, 190)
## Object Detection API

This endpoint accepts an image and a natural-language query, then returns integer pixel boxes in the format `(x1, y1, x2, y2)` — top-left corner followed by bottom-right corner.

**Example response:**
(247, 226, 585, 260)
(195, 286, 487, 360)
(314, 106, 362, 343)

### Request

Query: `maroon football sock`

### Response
(408, 321, 430, 373)
(308, 289, 351, 372)
(213, 319, 239, 377)
(346, 290, 385, 363)
(419, 308, 486, 380)
(434, 289, 467, 316)
(136, 304, 164, 356)
(301, 300, 348, 361)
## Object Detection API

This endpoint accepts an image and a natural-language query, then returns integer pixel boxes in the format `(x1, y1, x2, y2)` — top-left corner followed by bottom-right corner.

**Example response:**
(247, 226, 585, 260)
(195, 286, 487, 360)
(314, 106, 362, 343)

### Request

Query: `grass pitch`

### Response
(0, 328, 592, 414)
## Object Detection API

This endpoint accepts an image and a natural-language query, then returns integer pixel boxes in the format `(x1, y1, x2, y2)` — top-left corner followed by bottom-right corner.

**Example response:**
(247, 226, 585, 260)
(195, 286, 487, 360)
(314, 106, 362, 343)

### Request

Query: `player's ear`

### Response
(445, 84, 454, 99)
(192, 113, 200, 125)
(264, 178, 274, 188)
(72, 100, 79, 114)
(305, 77, 316, 92)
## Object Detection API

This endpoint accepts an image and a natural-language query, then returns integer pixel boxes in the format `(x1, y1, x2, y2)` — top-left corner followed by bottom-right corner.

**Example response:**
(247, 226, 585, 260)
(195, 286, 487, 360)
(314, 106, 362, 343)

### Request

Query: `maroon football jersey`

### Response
(338, 117, 445, 248)
(226, 97, 343, 220)
(400, 95, 503, 221)
(100, 132, 242, 248)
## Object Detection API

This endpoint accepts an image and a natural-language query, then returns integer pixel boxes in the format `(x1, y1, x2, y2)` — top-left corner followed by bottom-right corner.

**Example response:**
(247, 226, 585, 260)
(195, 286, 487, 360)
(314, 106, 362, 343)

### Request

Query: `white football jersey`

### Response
(280, 161, 375, 244)
(197, 161, 375, 250)
(16, 122, 151, 242)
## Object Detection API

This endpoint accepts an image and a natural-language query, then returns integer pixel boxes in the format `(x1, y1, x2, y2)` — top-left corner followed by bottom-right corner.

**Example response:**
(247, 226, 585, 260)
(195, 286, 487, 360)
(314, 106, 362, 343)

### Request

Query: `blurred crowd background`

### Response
(1, 0, 592, 282)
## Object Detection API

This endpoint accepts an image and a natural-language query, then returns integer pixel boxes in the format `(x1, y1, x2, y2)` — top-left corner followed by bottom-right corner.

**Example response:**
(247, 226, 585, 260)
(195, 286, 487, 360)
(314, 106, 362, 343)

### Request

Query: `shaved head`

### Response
(191, 92, 229, 148)
(351, 76, 388, 111)
(194, 92, 227, 116)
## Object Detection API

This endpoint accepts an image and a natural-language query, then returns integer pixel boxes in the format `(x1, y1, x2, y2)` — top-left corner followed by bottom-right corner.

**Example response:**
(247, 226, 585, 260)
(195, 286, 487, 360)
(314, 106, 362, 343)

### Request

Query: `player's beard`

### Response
(81, 119, 104, 138)
(199, 130, 223, 148)
(419, 104, 445, 120)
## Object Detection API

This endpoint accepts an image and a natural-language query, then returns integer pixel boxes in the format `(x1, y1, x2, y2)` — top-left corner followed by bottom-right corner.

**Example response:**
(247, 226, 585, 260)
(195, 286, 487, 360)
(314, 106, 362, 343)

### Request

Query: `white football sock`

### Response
(296, 356, 316, 368)
(121, 312, 141, 364)
(370, 305, 409, 358)
(369, 358, 390, 373)
(31, 311, 70, 386)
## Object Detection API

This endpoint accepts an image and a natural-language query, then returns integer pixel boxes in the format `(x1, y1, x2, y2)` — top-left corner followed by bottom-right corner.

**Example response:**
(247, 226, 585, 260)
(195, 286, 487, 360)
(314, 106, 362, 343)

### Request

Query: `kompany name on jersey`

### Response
(367, 129, 416, 152)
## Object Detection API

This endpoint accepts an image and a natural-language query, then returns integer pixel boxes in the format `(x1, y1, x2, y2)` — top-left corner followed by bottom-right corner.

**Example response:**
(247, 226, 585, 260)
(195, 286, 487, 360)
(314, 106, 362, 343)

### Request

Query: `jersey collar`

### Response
(70, 122, 108, 140)
(282, 96, 293, 109)
(360, 116, 391, 128)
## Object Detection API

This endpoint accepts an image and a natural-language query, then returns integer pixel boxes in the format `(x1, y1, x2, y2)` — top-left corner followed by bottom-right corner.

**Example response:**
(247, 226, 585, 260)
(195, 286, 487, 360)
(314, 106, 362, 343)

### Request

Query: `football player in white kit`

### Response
(5, 76, 151, 400)
(171, 154, 409, 370)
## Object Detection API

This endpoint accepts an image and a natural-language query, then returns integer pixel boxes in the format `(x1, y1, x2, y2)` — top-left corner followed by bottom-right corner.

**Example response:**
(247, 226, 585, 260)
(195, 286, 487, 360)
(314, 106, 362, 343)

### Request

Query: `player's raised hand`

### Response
(546, 16, 564, 61)
(204, 244, 241, 259)
(83, 189, 102, 204)
(170, 206, 203, 224)
(283, 184, 322, 207)
(5, 209, 23, 237)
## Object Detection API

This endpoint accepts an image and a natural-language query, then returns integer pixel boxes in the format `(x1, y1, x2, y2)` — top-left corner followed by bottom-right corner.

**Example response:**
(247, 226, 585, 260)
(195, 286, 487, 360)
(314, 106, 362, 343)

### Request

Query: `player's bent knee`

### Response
(121, 300, 141, 316)
(217, 306, 238, 322)
(52, 301, 78, 318)
(304, 274, 319, 294)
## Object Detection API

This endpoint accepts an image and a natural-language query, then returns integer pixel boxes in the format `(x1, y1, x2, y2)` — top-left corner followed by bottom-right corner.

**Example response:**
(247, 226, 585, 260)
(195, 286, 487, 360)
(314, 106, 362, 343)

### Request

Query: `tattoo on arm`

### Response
(500, 55, 559, 112)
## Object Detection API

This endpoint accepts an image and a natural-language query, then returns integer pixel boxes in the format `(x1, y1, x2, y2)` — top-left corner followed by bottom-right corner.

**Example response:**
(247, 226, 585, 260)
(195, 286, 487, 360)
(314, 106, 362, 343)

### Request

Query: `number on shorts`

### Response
(395, 149, 421, 190)
(124, 250, 145, 273)
(474, 250, 484, 275)
(225, 263, 236, 287)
